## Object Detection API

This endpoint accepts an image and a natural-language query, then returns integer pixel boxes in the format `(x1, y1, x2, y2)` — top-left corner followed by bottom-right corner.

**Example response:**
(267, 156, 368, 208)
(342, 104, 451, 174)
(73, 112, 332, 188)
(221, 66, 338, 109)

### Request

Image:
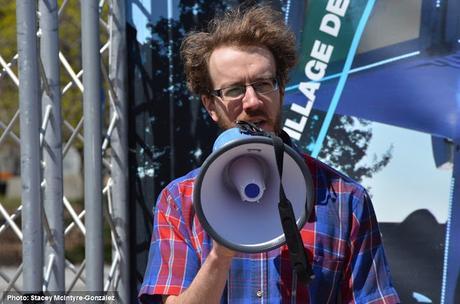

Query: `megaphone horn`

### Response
(227, 155, 266, 203)
(193, 123, 315, 254)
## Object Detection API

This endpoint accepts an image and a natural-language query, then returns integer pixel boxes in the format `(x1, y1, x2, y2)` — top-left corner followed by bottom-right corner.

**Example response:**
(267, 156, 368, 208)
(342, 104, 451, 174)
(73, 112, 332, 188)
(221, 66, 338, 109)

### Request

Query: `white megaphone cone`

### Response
(228, 155, 266, 203)
(193, 124, 314, 253)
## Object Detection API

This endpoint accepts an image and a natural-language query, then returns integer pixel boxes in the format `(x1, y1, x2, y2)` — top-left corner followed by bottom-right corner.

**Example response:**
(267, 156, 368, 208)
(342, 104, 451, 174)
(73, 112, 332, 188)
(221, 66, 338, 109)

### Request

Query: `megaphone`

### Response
(193, 123, 315, 254)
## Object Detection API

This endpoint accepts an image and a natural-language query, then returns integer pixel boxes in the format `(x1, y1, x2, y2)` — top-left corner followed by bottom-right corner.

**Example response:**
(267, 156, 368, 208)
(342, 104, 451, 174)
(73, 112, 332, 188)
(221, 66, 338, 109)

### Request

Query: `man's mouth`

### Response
(252, 120, 264, 127)
(234, 119, 270, 131)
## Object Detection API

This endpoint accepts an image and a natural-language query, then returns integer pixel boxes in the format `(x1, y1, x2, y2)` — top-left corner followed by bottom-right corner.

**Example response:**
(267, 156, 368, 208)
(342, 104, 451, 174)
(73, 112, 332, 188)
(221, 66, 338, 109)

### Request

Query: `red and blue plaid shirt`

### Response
(139, 155, 400, 303)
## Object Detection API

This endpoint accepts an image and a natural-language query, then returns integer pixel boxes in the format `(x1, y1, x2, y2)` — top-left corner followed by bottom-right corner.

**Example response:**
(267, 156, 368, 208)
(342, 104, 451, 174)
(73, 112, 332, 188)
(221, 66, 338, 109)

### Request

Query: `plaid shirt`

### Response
(139, 155, 400, 303)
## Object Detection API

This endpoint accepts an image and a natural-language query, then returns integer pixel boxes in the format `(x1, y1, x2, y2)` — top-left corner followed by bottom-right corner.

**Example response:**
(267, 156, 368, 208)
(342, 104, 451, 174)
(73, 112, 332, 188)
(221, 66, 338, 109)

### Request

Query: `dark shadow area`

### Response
(380, 209, 445, 303)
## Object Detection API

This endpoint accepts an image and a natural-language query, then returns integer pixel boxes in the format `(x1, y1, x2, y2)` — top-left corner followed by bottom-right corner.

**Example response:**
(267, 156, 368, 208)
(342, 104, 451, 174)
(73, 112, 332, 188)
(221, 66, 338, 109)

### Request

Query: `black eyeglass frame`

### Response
(209, 77, 279, 101)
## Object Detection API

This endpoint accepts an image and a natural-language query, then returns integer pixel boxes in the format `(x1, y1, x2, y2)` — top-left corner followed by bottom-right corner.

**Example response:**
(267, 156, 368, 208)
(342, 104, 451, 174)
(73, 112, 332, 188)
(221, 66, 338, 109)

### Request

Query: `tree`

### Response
(137, 1, 231, 194)
(291, 108, 393, 183)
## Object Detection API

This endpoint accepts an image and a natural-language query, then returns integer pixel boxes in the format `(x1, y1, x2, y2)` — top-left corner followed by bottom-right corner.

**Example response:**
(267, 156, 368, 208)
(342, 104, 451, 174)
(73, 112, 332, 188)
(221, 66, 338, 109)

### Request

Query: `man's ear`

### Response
(279, 86, 285, 104)
(201, 95, 219, 122)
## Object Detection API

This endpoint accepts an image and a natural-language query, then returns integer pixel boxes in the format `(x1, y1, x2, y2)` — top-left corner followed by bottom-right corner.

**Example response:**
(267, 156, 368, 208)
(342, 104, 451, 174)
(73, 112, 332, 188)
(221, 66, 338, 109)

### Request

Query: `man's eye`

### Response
(253, 80, 273, 92)
(224, 87, 244, 97)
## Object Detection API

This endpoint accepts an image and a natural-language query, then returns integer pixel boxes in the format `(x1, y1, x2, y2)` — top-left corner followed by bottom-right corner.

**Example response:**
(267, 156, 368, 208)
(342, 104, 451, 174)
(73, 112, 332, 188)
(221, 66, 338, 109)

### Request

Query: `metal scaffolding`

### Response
(0, 0, 129, 301)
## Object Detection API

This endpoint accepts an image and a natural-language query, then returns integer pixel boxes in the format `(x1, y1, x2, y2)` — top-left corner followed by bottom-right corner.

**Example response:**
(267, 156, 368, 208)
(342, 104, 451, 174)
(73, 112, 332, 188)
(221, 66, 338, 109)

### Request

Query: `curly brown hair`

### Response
(180, 4, 297, 96)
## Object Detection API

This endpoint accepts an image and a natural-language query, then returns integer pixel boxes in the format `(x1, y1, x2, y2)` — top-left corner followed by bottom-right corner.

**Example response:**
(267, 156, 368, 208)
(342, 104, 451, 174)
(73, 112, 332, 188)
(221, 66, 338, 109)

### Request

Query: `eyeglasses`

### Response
(210, 78, 279, 101)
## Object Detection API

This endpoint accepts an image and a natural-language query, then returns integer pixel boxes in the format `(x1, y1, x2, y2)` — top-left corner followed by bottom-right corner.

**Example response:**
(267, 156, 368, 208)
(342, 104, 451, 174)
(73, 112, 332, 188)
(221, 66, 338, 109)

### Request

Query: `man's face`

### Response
(202, 45, 282, 133)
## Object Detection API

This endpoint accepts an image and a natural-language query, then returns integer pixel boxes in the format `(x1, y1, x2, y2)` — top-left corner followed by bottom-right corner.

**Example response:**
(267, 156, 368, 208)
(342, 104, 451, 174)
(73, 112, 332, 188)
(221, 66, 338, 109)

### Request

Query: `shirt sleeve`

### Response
(340, 190, 401, 304)
(138, 188, 200, 304)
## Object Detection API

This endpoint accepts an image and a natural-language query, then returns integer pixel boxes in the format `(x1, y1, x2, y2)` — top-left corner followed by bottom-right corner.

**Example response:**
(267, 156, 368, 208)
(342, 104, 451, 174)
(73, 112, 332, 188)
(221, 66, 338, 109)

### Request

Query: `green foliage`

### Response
(0, 1, 113, 265)
(0, 1, 17, 60)
(0, 1, 19, 125)
(0, 1, 110, 139)
(0, 194, 21, 212)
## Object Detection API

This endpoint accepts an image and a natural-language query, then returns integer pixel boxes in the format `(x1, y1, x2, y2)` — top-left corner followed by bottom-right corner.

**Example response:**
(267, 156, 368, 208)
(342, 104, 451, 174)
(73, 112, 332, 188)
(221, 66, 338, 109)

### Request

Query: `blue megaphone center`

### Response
(244, 183, 260, 199)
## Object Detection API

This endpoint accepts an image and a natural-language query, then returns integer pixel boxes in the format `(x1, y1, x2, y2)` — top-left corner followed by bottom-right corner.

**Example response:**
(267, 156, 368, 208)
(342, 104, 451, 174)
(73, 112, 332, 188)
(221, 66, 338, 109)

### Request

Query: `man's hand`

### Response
(211, 240, 236, 260)
(163, 240, 236, 304)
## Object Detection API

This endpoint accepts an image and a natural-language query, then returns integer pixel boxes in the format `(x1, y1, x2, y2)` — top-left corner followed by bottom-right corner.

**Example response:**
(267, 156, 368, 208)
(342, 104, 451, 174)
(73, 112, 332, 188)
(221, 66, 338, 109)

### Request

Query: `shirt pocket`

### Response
(310, 255, 345, 303)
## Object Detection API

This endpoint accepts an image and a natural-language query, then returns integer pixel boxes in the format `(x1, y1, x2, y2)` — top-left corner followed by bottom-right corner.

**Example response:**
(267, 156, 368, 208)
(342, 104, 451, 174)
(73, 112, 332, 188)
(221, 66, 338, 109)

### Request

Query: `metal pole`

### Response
(16, 0, 43, 293)
(109, 0, 129, 301)
(39, 0, 65, 292)
(167, 0, 175, 179)
(441, 141, 460, 304)
(81, 0, 103, 293)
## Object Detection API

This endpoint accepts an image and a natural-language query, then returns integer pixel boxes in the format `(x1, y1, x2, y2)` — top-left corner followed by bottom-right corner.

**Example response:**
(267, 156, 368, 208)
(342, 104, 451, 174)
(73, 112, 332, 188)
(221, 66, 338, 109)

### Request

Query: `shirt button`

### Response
(256, 290, 263, 298)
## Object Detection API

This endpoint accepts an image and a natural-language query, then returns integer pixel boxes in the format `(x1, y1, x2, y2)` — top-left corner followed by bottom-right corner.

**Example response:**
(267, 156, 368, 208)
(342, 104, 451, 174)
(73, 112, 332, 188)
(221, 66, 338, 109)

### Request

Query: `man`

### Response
(140, 5, 400, 304)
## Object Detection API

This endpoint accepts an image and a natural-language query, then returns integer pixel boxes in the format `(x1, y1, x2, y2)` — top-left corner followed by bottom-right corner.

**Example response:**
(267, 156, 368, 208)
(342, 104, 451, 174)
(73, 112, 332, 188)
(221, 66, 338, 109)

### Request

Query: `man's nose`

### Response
(241, 85, 262, 111)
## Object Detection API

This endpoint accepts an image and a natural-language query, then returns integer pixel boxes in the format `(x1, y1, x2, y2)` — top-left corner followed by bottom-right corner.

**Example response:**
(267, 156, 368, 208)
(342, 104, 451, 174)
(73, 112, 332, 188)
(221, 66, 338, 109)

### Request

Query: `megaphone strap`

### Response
(271, 134, 314, 284)
(271, 135, 284, 179)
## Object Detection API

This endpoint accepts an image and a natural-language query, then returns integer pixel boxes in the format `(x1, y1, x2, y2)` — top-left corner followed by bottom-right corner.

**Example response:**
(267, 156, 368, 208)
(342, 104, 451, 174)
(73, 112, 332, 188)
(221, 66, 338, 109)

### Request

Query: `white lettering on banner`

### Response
(283, 0, 350, 140)
(291, 101, 313, 117)
(326, 0, 350, 17)
(285, 116, 308, 133)
(311, 40, 334, 62)
(299, 81, 320, 102)
(305, 60, 327, 81)
(283, 126, 302, 140)
(320, 13, 341, 37)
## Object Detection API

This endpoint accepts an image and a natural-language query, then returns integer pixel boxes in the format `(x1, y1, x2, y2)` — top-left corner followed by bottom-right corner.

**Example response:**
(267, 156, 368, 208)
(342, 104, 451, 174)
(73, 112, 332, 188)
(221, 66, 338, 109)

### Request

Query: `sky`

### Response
(360, 122, 452, 223)
(127, 0, 180, 43)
